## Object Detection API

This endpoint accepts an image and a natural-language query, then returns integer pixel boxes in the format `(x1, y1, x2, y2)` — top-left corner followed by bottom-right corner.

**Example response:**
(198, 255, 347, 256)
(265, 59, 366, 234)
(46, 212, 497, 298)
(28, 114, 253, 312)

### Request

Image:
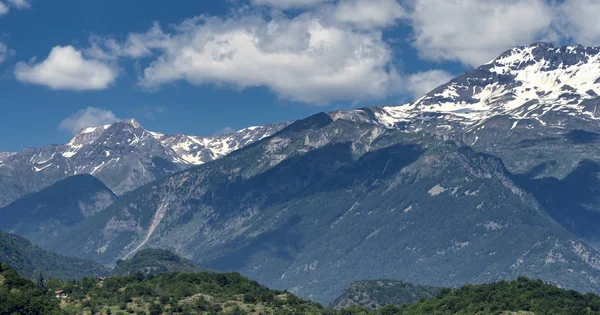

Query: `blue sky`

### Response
(0, 0, 594, 151)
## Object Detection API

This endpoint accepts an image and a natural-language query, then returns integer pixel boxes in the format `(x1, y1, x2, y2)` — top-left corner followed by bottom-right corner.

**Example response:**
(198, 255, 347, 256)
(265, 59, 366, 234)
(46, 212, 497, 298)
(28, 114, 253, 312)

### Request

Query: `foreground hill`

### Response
(0, 174, 117, 247)
(331, 280, 438, 310)
(53, 270, 326, 314)
(0, 263, 62, 315)
(393, 277, 600, 315)
(0, 231, 108, 280)
(111, 248, 211, 276)
(4, 261, 600, 315)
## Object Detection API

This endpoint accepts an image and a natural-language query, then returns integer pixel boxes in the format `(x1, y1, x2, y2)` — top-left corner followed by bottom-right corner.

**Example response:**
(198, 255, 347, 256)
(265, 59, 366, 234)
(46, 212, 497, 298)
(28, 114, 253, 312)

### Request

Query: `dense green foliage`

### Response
(330, 280, 438, 310)
(47, 275, 600, 314)
(54, 271, 327, 314)
(0, 231, 108, 281)
(3, 257, 600, 315)
(110, 249, 210, 276)
(391, 277, 600, 315)
(0, 263, 62, 314)
(111, 249, 212, 277)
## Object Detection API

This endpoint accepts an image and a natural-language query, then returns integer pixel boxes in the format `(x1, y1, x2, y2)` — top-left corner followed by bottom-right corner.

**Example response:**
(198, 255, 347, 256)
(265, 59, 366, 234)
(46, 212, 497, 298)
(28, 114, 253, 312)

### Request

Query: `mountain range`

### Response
(0, 119, 286, 207)
(3, 42, 600, 305)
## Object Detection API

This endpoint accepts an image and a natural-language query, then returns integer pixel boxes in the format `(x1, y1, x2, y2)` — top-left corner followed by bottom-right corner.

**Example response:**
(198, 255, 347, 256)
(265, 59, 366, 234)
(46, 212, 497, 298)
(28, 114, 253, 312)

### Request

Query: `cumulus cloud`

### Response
(406, 70, 454, 98)
(106, 13, 401, 104)
(41, 0, 600, 104)
(409, 0, 555, 66)
(59, 107, 120, 135)
(251, 0, 329, 9)
(332, 0, 406, 29)
(557, 0, 600, 46)
(14, 45, 118, 90)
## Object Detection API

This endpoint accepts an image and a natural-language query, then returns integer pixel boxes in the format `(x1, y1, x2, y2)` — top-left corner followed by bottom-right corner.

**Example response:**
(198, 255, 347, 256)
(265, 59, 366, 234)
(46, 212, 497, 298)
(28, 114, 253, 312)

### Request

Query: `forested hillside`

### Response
(0, 231, 108, 281)
(3, 261, 600, 315)
(111, 249, 211, 276)
(331, 280, 438, 310)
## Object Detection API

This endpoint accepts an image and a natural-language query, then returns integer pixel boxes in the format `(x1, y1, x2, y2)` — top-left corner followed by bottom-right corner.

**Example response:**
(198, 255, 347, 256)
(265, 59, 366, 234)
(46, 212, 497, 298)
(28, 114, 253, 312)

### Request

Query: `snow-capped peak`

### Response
(58, 118, 286, 165)
(370, 42, 600, 129)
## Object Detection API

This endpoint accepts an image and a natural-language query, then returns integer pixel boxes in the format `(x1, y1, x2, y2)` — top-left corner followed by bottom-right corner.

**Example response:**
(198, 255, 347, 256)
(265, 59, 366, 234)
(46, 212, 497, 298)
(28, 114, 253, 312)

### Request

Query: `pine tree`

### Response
(36, 272, 46, 289)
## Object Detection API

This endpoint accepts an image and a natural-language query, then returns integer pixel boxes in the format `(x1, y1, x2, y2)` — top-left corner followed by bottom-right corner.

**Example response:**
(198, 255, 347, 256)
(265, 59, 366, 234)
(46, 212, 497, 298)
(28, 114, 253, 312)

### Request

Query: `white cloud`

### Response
(332, 0, 406, 29)
(86, 25, 167, 61)
(251, 0, 329, 9)
(14, 45, 118, 90)
(0, 2, 8, 16)
(0, 0, 30, 16)
(7, 0, 30, 9)
(0, 42, 15, 63)
(59, 107, 120, 135)
(406, 70, 453, 98)
(557, 0, 600, 46)
(115, 13, 401, 104)
(409, 0, 555, 66)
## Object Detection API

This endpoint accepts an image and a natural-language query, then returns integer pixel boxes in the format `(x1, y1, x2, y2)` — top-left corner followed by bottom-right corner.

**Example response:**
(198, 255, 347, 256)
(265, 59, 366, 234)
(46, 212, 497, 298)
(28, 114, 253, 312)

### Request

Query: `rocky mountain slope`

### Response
(0, 119, 286, 207)
(14, 42, 600, 305)
(331, 280, 438, 310)
(0, 174, 117, 247)
(333, 42, 600, 248)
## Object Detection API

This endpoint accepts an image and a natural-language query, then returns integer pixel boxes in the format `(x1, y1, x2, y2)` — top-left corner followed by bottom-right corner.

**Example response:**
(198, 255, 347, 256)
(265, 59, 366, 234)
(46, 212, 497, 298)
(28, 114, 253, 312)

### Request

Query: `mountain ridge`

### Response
(0, 174, 117, 247)
(0, 118, 288, 207)
(0, 231, 108, 280)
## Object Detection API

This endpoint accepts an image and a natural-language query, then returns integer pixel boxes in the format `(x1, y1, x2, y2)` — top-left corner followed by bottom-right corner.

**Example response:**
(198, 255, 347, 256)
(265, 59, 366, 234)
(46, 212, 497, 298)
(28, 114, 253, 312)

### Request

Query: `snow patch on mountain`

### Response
(338, 43, 600, 131)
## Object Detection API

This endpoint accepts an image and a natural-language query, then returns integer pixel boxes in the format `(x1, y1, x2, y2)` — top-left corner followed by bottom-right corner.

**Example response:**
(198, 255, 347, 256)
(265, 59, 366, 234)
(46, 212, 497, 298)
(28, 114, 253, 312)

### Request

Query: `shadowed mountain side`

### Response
(513, 160, 600, 247)
(0, 231, 108, 280)
(0, 174, 117, 247)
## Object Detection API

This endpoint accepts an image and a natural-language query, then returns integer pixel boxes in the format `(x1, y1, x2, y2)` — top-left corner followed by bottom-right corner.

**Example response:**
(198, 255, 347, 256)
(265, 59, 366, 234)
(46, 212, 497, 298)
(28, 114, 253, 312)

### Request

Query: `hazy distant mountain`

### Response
(0, 174, 117, 247)
(0, 119, 287, 207)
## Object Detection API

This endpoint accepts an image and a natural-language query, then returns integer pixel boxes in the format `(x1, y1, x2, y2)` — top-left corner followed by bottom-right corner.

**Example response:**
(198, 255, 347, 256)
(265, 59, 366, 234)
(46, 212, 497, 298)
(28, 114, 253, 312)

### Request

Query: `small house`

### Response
(55, 290, 67, 299)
